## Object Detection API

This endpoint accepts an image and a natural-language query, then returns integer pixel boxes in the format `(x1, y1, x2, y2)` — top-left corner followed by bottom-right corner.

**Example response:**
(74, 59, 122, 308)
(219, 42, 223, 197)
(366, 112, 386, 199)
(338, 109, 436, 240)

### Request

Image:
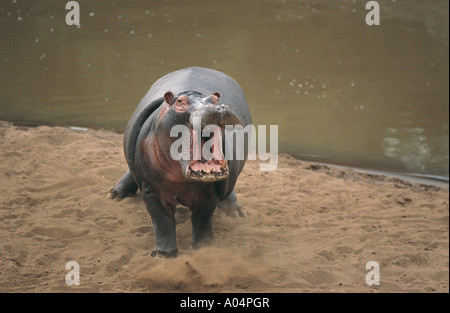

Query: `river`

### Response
(0, 0, 448, 180)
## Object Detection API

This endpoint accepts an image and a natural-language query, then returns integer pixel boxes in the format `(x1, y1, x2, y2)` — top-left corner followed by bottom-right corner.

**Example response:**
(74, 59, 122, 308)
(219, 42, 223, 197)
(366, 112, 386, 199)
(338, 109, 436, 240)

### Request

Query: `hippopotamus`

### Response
(108, 67, 251, 257)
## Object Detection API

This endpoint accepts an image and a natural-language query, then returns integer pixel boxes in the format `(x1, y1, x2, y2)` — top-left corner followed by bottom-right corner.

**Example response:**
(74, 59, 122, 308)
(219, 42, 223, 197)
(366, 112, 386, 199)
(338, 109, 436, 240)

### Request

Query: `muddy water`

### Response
(0, 0, 448, 180)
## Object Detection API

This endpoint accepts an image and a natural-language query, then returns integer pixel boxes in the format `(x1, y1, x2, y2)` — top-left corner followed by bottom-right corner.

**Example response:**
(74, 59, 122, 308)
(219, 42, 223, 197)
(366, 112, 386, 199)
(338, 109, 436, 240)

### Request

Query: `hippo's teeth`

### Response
(186, 158, 229, 182)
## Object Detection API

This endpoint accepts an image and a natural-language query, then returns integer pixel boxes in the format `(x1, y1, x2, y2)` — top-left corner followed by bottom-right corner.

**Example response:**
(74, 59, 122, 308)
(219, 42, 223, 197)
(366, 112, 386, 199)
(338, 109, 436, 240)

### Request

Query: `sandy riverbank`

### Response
(0, 123, 448, 292)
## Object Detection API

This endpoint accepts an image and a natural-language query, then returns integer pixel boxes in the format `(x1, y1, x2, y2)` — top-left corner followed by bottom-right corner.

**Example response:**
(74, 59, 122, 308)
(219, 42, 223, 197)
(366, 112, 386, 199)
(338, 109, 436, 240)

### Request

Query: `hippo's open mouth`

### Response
(185, 128, 229, 182)
(187, 159, 229, 182)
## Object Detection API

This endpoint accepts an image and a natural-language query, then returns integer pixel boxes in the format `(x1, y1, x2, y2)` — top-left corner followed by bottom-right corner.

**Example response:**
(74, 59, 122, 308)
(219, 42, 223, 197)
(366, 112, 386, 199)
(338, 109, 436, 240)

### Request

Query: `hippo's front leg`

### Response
(142, 183, 178, 258)
(191, 196, 219, 250)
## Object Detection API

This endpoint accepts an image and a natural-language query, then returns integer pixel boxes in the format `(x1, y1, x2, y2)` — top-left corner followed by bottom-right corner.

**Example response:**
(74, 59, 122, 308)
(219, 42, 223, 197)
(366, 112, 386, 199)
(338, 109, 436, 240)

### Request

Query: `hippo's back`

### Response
(134, 67, 250, 124)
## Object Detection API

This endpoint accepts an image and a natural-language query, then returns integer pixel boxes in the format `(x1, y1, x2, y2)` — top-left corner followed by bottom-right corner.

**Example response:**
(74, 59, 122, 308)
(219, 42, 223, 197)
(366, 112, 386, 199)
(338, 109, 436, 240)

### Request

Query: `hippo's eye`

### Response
(174, 96, 189, 110)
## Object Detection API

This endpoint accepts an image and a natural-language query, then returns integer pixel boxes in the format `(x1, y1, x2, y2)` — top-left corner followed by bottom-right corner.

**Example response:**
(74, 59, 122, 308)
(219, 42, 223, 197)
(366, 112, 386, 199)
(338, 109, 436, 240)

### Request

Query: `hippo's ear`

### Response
(212, 92, 221, 100)
(164, 91, 175, 104)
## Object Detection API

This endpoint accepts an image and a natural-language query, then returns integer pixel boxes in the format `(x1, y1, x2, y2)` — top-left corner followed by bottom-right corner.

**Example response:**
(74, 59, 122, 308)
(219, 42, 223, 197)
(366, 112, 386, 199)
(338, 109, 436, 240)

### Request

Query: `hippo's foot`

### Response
(218, 202, 247, 218)
(191, 237, 214, 250)
(217, 190, 247, 218)
(149, 249, 178, 258)
(107, 186, 136, 201)
(107, 170, 138, 201)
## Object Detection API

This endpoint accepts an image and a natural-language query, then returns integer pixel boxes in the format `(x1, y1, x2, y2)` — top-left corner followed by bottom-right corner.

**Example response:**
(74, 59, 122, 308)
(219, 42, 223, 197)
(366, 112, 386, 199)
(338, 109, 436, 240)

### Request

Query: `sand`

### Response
(0, 123, 448, 293)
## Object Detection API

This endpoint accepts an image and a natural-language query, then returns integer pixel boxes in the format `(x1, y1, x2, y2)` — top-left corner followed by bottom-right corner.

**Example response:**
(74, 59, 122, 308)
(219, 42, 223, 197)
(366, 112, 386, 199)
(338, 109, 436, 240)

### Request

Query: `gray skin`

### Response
(108, 67, 252, 258)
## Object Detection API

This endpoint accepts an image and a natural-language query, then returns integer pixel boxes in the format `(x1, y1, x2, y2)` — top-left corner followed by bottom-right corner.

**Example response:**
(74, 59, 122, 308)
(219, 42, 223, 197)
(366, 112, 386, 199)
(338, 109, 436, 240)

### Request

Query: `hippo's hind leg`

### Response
(107, 170, 138, 200)
(217, 189, 247, 218)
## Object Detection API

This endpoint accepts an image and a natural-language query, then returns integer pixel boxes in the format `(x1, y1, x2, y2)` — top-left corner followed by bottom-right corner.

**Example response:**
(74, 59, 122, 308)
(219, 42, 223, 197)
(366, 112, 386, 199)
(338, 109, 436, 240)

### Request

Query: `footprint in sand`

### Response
(26, 226, 90, 240)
